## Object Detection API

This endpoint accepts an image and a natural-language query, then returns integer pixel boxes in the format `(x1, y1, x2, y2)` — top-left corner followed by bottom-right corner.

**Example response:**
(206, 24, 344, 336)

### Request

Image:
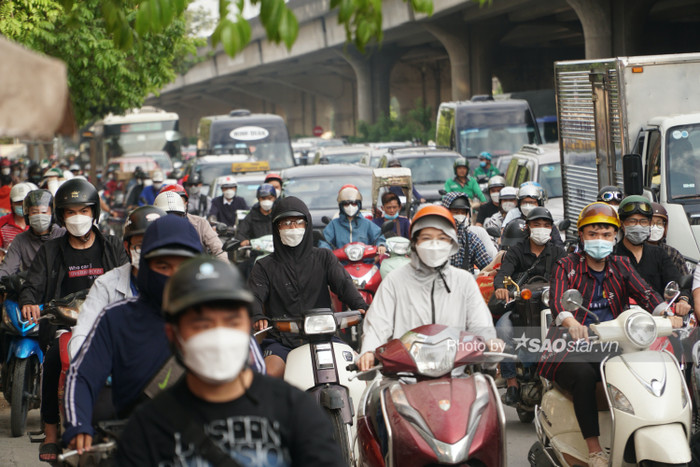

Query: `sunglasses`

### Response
(600, 191, 622, 202)
(278, 219, 307, 228)
(620, 201, 651, 214)
(340, 201, 358, 207)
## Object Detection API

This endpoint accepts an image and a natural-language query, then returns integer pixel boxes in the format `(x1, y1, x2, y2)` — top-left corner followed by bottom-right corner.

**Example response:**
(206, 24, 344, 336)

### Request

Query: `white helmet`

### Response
(337, 184, 362, 203)
(152, 171, 165, 183)
(499, 186, 518, 200)
(217, 175, 238, 188)
(10, 183, 34, 203)
(154, 191, 186, 214)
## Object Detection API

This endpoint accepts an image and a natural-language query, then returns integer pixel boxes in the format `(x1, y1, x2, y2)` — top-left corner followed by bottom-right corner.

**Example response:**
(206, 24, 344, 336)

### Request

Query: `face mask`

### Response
(188, 186, 200, 196)
(223, 189, 236, 200)
(279, 228, 305, 247)
(2, 168, 10, 176)
(490, 192, 500, 204)
(13, 206, 23, 216)
(479, 161, 486, 168)
(139, 267, 169, 309)
(384, 212, 399, 220)
(520, 203, 537, 217)
(259, 200, 274, 212)
(64, 214, 93, 237)
(624, 225, 650, 245)
(530, 227, 552, 246)
(152, 182, 162, 191)
(130, 247, 141, 270)
(501, 201, 516, 212)
(416, 239, 453, 268)
(584, 239, 615, 260)
(179, 328, 250, 384)
(29, 214, 51, 233)
(649, 225, 665, 242)
(343, 204, 359, 217)
(453, 214, 467, 225)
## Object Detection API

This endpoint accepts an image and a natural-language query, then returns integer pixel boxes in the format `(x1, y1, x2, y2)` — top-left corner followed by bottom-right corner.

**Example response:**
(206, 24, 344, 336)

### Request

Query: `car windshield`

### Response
(283, 174, 372, 209)
(667, 124, 700, 200)
(538, 163, 563, 198)
(397, 156, 457, 184)
(456, 107, 540, 158)
(195, 161, 247, 185)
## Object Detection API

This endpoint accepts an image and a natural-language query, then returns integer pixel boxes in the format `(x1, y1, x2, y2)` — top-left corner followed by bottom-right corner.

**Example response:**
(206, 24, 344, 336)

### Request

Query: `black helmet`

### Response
(186, 173, 203, 185)
(133, 166, 147, 180)
(526, 207, 553, 223)
(256, 183, 277, 199)
(453, 157, 468, 175)
(23, 189, 53, 224)
(123, 206, 167, 240)
(501, 219, 528, 249)
(54, 178, 100, 226)
(387, 158, 402, 168)
(448, 194, 470, 210)
(162, 256, 254, 322)
(597, 185, 623, 204)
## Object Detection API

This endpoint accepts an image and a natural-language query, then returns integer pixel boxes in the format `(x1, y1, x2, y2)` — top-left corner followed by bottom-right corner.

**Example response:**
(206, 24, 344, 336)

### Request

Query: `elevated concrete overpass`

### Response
(146, 0, 700, 139)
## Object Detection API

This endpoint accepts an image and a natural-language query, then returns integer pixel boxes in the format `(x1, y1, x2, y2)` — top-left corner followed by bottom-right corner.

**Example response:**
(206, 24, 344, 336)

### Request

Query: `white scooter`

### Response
(268, 309, 365, 466)
(530, 286, 692, 467)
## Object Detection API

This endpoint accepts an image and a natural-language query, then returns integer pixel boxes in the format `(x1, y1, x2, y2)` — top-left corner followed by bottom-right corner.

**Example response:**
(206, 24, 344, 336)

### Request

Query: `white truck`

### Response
(555, 53, 700, 266)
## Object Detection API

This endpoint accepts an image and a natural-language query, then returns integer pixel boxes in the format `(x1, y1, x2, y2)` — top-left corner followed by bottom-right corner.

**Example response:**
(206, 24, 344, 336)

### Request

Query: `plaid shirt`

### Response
(442, 191, 492, 272)
(661, 242, 691, 276)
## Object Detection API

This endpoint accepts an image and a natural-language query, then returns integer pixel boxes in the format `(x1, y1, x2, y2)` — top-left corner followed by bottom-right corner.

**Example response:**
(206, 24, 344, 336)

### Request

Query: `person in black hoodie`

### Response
(249, 197, 367, 378)
(235, 183, 276, 246)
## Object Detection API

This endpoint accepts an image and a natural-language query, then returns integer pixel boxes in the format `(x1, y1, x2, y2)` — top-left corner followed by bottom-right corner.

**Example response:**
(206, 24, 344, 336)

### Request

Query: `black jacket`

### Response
(235, 203, 273, 241)
(614, 241, 681, 296)
(19, 227, 129, 306)
(208, 196, 247, 226)
(494, 238, 567, 289)
(248, 197, 367, 347)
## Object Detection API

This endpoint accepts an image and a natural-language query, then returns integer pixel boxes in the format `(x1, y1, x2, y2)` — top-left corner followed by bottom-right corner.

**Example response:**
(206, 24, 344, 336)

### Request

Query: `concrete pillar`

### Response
(342, 50, 373, 123)
(611, 0, 654, 56)
(424, 24, 471, 101)
(567, 0, 612, 58)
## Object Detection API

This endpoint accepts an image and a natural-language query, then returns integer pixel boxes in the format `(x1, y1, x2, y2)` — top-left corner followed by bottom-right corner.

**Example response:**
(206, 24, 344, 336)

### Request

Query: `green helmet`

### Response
(618, 195, 652, 220)
(453, 158, 468, 175)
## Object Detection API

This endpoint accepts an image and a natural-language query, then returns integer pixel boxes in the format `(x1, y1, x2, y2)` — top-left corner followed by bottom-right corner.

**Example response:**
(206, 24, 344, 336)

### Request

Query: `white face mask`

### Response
(130, 247, 141, 269)
(152, 182, 163, 191)
(490, 192, 500, 204)
(64, 214, 93, 237)
(223, 189, 236, 200)
(649, 225, 664, 242)
(259, 200, 274, 212)
(179, 328, 250, 384)
(279, 228, 305, 247)
(501, 201, 516, 213)
(530, 227, 552, 246)
(415, 239, 453, 268)
(1, 168, 10, 176)
(343, 204, 359, 217)
(453, 214, 467, 225)
(520, 203, 537, 217)
(29, 214, 52, 234)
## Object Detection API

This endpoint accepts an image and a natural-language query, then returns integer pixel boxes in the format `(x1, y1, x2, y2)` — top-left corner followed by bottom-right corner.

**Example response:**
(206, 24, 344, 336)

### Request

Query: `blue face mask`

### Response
(13, 206, 23, 217)
(384, 212, 399, 220)
(480, 161, 487, 168)
(583, 239, 614, 260)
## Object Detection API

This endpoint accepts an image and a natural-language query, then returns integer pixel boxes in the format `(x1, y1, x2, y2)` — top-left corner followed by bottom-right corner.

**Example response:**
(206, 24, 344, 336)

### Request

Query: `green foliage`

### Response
(350, 100, 436, 144)
(1, 0, 197, 126)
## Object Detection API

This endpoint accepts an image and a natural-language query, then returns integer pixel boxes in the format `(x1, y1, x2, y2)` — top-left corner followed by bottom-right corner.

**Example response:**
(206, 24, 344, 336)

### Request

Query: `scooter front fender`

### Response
(8, 337, 43, 362)
(634, 423, 691, 464)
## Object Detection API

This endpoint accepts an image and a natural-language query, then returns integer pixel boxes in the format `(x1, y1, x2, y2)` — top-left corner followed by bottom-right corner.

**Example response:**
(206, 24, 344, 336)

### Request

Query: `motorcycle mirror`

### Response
(321, 216, 331, 225)
(381, 220, 396, 236)
(558, 219, 571, 231)
(438, 189, 447, 196)
(560, 289, 583, 312)
(486, 226, 501, 238)
(663, 281, 680, 301)
(223, 238, 241, 252)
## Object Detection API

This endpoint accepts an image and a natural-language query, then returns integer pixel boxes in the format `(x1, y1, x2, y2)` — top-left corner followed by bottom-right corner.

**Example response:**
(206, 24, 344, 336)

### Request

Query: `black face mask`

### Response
(139, 267, 169, 309)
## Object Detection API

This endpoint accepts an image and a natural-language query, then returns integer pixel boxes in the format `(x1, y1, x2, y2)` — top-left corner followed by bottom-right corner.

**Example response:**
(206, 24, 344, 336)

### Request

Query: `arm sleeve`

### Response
(318, 222, 336, 250)
(694, 264, 700, 291)
(494, 247, 518, 289)
(326, 252, 367, 311)
(68, 274, 113, 359)
(199, 220, 227, 260)
(367, 221, 386, 247)
(290, 390, 345, 467)
(549, 260, 570, 321)
(658, 248, 682, 292)
(137, 187, 147, 206)
(471, 179, 487, 202)
(235, 213, 253, 241)
(248, 262, 270, 322)
(207, 200, 219, 219)
(622, 256, 663, 311)
(550, 224, 565, 248)
(469, 234, 492, 270)
(359, 277, 397, 355)
(463, 273, 496, 340)
(0, 238, 23, 279)
(18, 243, 48, 306)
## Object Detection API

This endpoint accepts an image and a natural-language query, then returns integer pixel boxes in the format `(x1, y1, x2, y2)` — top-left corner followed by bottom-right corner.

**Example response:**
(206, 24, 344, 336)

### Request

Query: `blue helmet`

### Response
(256, 183, 277, 199)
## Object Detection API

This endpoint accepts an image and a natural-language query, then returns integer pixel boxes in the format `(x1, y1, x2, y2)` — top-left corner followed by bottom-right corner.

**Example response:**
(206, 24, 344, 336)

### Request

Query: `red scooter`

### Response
(331, 242, 382, 307)
(352, 324, 512, 467)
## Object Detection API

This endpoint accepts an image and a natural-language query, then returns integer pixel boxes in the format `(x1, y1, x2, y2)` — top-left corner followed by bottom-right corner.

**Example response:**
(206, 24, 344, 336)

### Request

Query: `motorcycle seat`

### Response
(552, 381, 609, 412)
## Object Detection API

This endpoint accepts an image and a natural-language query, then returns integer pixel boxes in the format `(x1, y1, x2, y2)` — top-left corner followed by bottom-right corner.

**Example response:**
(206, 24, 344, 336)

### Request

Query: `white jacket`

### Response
(360, 253, 496, 356)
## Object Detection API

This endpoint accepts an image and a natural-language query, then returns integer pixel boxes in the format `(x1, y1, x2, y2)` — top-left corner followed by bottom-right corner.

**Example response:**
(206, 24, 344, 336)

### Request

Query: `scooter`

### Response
(331, 242, 381, 306)
(352, 324, 514, 466)
(379, 236, 410, 279)
(269, 309, 365, 466)
(529, 287, 693, 467)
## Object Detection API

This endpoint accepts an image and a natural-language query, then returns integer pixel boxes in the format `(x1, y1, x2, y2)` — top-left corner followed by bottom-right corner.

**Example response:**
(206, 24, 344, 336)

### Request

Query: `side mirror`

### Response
(486, 226, 501, 238)
(223, 238, 241, 252)
(623, 154, 643, 196)
(381, 220, 396, 236)
(438, 189, 447, 196)
(321, 216, 331, 225)
(558, 219, 571, 231)
(560, 289, 583, 312)
(663, 281, 680, 301)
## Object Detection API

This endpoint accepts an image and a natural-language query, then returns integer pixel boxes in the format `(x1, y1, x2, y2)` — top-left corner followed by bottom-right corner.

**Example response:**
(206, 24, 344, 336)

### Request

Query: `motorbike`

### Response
(331, 243, 381, 307)
(269, 309, 365, 466)
(351, 324, 514, 466)
(529, 286, 693, 467)
(224, 234, 274, 264)
(379, 236, 410, 279)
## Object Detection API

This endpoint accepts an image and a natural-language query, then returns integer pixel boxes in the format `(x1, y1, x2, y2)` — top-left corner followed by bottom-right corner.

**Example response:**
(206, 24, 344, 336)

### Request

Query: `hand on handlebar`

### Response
(675, 300, 691, 316)
(240, 239, 250, 247)
(563, 318, 589, 341)
(669, 315, 684, 329)
(357, 352, 376, 371)
(494, 288, 509, 301)
(68, 433, 93, 455)
(254, 319, 268, 332)
(487, 338, 505, 353)
(21, 304, 41, 323)
(377, 246, 386, 256)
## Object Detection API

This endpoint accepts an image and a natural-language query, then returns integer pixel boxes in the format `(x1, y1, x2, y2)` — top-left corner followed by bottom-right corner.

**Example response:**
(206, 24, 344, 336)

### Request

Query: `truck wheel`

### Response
(327, 408, 352, 465)
(10, 358, 32, 437)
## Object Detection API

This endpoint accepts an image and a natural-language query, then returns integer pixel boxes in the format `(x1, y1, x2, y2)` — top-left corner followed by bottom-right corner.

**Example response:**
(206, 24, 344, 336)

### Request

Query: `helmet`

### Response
(23, 189, 53, 224)
(500, 186, 518, 200)
(526, 207, 553, 223)
(185, 173, 202, 185)
(217, 175, 238, 188)
(43, 167, 63, 180)
(479, 152, 492, 161)
(256, 183, 277, 199)
(154, 191, 186, 214)
(123, 206, 167, 240)
(488, 175, 506, 190)
(651, 202, 668, 221)
(453, 157, 468, 175)
(387, 158, 402, 168)
(447, 194, 470, 211)
(577, 202, 621, 230)
(162, 257, 254, 322)
(1, 159, 11, 168)
(10, 183, 34, 203)
(152, 171, 165, 183)
(69, 164, 81, 172)
(597, 185, 623, 204)
(409, 205, 456, 238)
(264, 173, 282, 185)
(159, 184, 188, 201)
(501, 219, 528, 248)
(54, 178, 100, 225)
(337, 185, 362, 209)
(618, 195, 652, 220)
(518, 182, 544, 206)
(134, 166, 147, 180)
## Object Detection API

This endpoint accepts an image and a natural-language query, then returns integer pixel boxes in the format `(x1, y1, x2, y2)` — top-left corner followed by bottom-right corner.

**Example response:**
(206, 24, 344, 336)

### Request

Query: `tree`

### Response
(351, 100, 436, 144)
(0, 0, 197, 126)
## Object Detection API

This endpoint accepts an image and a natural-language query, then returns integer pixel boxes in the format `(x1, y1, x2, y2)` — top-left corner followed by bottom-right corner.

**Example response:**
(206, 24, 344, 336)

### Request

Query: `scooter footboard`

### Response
(634, 424, 691, 464)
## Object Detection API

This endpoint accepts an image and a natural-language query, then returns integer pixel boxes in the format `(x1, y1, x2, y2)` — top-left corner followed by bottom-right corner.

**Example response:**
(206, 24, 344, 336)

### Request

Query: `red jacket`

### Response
(0, 213, 28, 249)
(0, 185, 10, 217)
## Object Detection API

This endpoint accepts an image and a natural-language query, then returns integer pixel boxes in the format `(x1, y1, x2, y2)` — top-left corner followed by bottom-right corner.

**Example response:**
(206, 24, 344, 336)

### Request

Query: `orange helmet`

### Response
(409, 205, 457, 238)
(577, 202, 621, 230)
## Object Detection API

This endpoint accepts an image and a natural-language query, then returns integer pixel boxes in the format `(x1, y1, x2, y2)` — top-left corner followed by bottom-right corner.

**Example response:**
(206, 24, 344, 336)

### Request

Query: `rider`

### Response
(0, 182, 32, 252)
(0, 189, 64, 279)
(183, 172, 211, 217)
(475, 175, 506, 227)
(358, 205, 499, 371)
(319, 185, 386, 254)
(372, 191, 410, 239)
(473, 152, 500, 179)
(137, 170, 164, 206)
(478, 218, 529, 277)
(537, 202, 669, 467)
(63, 215, 204, 453)
(124, 167, 148, 210)
(443, 157, 487, 203)
(493, 207, 566, 404)
(264, 172, 283, 194)
(441, 192, 492, 272)
(483, 185, 518, 235)
(208, 175, 248, 227)
(648, 202, 690, 275)
(115, 257, 344, 466)
(19, 179, 129, 463)
(235, 183, 277, 246)
(249, 197, 367, 378)
(502, 182, 565, 247)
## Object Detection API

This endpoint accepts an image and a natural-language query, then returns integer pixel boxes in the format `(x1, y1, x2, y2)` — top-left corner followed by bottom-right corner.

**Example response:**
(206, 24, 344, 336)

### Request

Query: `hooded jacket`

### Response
(0, 224, 66, 280)
(63, 216, 203, 443)
(318, 212, 386, 250)
(235, 202, 273, 241)
(249, 197, 367, 347)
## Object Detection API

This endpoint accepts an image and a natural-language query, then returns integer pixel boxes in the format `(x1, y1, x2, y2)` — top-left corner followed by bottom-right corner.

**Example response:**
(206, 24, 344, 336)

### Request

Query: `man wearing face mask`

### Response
(183, 173, 211, 217)
(476, 175, 506, 227)
(115, 257, 344, 466)
(319, 185, 386, 255)
(357, 205, 500, 371)
(250, 197, 367, 378)
(208, 175, 248, 227)
(444, 158, 487, 203)
(473, 152, 501, 179)
(0, 190, 65, 280)
(137, 170, 165, 206)
(0, 182, 32, 255)
(236, 183, 277, 247)
(18, 179, 129, 462)
(484, 186, 519, 235)
(648, 202, 690, 276)
(502, 183, 565, 248)
(441, 192, 493, 271)
(63, 215, 204, 454)
(372, 192, 410, 239)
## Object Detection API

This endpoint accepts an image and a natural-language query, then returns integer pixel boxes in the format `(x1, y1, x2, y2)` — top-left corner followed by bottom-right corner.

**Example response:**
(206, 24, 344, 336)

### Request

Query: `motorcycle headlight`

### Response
(409, 338, 457, 377)
(541, 288, 550, 308)
(607, 383, 634, 414)
(624, 312, 657, 348)
(304, 314, 337, 335)
(344, 244, 365, 262)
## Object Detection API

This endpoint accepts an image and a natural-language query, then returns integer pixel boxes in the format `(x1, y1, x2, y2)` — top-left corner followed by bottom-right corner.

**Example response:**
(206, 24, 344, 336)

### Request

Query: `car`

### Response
(359, 141, 416, 167)
(377, 147, 462, 201)
(182, 154, 258, 194)
(280, 164, 374, 232)
(312, 145, 372, 165)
